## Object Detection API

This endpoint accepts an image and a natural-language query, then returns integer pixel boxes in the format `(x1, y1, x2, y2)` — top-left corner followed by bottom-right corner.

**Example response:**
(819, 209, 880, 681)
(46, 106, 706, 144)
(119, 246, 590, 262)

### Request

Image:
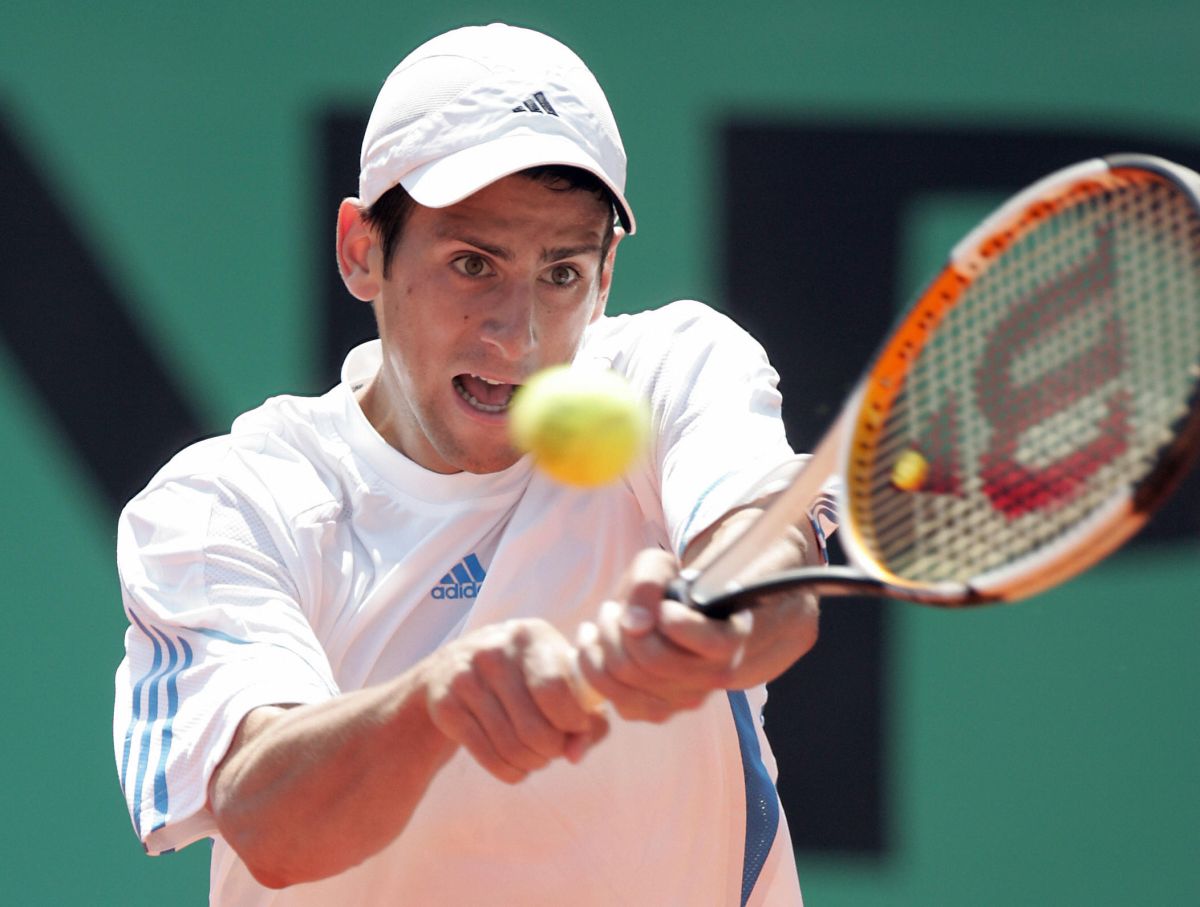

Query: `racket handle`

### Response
(665, 571, 739, 620)
(667, 571, 739, 619)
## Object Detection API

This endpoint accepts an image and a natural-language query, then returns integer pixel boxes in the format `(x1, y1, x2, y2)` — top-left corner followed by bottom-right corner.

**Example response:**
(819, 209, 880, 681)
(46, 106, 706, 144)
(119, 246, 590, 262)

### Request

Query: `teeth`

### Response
(472, 374, 505, 386)
(455, 376, 516, 414)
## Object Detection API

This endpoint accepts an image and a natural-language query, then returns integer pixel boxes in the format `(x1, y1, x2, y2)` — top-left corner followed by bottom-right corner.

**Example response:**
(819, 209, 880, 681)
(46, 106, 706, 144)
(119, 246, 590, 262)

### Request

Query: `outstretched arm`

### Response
(209, 619, 607, 889)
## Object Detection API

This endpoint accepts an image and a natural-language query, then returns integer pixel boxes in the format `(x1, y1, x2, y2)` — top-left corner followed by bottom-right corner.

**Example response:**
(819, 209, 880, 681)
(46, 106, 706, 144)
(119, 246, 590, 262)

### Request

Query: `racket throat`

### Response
(678, 566, 983, 617)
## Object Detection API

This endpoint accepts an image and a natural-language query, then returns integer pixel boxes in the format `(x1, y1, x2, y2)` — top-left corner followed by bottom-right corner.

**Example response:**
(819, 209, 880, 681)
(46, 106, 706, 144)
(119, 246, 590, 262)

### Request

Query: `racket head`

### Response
(835, 154, 1200, 605)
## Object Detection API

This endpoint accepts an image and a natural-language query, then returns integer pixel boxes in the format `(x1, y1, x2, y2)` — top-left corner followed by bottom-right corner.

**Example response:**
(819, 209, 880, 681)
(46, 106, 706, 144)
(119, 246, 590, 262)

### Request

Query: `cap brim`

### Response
(399, 133, 636, 235)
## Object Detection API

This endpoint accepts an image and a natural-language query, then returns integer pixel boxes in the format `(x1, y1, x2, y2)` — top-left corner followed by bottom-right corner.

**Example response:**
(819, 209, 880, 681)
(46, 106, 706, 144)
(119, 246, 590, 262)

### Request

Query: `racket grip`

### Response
(666, 571, 742, 621)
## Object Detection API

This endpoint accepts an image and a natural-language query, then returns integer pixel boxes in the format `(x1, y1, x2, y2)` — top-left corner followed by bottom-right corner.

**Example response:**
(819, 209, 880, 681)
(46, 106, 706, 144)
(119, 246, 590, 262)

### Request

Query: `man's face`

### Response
(353, 174, 618, 475)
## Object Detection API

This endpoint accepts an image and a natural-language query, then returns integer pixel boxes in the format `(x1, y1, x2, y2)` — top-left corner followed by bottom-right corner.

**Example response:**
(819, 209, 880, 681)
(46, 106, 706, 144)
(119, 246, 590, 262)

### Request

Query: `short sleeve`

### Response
(629, 302, 802, 556)
(113, 454, 340, 856)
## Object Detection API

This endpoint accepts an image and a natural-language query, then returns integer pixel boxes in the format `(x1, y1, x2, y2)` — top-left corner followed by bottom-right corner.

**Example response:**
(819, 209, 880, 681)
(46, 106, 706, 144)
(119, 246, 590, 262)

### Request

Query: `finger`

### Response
(563, 712, 610, 764)
(564, 645, 607, 714)
(576, 619, 701, 722)
(654, 598, 751, 664)
(471, 644, 570, 763)
(447, 657, 555, 774)
(615, 548, 679, 618)
(523, 645, 602, 732)
(426, 687, 529, 784)
(594, 599, 711, 686)
(599, 596, 738, 693)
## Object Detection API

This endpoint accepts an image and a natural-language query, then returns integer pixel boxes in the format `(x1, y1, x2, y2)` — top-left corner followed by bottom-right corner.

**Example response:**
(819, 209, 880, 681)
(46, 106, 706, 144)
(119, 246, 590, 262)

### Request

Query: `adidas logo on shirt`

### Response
(511, 91, 558, 116)
(432, 553, 487, 600)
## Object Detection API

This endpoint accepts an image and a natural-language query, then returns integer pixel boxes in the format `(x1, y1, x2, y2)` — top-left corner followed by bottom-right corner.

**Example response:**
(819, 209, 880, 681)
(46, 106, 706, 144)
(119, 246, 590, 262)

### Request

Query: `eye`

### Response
(546, 264, 581, 287)
(452, 254, 494, 278)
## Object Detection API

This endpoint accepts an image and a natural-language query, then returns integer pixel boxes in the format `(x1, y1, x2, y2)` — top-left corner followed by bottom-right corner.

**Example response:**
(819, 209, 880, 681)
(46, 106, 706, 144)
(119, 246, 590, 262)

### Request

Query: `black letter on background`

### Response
(0, 111, 205, 510)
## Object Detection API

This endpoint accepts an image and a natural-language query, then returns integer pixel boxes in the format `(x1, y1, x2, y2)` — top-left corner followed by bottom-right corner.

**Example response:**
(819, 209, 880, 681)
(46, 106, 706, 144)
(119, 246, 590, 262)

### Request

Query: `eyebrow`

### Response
(436, 229, 604, 263)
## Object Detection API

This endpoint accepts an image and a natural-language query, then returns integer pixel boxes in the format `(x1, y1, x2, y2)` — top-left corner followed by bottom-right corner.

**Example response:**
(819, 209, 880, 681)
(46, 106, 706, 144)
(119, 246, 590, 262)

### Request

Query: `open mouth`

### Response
(453, 374, 520, 414)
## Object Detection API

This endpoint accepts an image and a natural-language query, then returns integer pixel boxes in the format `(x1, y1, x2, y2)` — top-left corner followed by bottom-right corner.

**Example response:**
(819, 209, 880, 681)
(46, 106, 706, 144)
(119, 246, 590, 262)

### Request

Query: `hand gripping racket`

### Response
(677, 153, 1200, 618)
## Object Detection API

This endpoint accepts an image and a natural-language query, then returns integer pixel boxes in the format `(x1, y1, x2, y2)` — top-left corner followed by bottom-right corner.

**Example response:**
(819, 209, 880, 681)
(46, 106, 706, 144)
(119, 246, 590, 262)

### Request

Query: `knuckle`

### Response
(505, 619, 532, 647)
(447, 667, 483, 702)
(611, 693, 672, 724)
(427, 700, 467, 740)
(641, 702, 677, 724)
(499, 740, 547, 772)
(470, 645, 509, 679)
(473, 747, 525, 784)
(528, 673, 574, 711)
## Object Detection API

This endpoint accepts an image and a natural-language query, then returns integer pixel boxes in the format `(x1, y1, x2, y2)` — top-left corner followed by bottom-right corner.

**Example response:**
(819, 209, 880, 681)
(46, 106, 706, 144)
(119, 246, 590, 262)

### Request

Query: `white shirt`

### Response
(114, 300, 805, 906)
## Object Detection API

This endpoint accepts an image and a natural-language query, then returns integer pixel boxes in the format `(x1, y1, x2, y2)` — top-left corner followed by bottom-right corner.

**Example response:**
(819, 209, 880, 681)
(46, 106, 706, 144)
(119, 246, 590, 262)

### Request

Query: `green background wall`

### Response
(1, 2, 1196, 903)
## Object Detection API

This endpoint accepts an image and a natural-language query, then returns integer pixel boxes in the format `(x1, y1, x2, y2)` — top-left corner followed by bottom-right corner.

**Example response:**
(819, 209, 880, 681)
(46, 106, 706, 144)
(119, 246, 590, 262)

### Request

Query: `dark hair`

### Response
(361, 165, 619, 278)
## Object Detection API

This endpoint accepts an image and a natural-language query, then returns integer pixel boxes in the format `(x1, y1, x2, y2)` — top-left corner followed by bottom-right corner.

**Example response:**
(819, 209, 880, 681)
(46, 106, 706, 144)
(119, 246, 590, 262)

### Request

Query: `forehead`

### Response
(422, 173, 613, 244)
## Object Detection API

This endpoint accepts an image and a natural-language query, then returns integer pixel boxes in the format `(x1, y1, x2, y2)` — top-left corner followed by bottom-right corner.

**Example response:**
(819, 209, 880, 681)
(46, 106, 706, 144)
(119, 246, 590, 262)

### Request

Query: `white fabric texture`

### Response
(358, 23, 635, 233)
(114, 300, 804, 906)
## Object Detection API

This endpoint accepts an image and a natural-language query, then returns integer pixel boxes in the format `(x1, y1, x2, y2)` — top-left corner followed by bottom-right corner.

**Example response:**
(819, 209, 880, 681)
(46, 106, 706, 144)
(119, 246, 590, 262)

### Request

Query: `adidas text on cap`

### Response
(359, 23, 636, 234)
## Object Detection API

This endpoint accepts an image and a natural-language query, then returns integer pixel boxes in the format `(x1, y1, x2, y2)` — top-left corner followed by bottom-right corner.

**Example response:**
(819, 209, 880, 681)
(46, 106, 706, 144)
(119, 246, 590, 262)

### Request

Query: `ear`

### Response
(590, 228, 624, 322)
(336, 198, 381, 301)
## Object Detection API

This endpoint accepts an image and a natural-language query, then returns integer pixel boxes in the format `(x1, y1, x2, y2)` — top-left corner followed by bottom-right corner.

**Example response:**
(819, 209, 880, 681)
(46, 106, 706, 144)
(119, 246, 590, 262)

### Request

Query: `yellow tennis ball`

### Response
(891, 449, 930, 491)
(509, 365, 650, 488)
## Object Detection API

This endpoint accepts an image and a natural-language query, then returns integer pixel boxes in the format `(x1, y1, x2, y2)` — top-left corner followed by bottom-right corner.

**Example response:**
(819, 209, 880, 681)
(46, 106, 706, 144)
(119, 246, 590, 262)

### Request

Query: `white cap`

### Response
(359, 23, 635, 234)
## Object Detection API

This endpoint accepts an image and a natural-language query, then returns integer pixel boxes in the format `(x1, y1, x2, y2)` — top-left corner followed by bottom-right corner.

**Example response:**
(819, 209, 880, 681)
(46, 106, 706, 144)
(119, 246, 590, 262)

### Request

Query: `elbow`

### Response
(214, 803, 372, 889)
(220, 824, 320, 890)
(211, 800, 310, 890)
(246, 862, 299, 891)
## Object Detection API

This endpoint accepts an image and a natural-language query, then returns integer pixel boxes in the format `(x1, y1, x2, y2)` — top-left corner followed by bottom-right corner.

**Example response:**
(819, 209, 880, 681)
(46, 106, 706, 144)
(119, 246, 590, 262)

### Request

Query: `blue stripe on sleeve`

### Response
(727, 690, 780, 906)
(118, 609, 159, 801)
(189, 626, 249, 645)
(150, 636, 193, 831)
(121, 610, 163, 836)
(131, 628, 177, 838)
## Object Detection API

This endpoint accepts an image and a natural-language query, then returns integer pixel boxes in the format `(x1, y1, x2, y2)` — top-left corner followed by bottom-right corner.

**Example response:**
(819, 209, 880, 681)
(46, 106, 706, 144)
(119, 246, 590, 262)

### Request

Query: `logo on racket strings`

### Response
(914, 226, 1129, 518)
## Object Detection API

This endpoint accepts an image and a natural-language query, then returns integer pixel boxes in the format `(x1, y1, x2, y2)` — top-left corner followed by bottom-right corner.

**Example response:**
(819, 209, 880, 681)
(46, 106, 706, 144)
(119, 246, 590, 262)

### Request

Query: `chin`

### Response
(459, 450, 522, 475)
(434, 431, 521, 475)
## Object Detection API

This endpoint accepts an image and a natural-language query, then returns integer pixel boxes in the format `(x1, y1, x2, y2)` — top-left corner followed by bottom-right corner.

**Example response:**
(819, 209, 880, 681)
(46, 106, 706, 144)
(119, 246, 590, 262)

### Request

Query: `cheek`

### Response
(535, 310, 594, 362)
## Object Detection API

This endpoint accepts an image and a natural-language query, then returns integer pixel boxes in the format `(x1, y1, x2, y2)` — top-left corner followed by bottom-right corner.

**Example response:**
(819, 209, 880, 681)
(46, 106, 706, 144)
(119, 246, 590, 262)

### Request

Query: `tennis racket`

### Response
(677, 153, 1200, 618)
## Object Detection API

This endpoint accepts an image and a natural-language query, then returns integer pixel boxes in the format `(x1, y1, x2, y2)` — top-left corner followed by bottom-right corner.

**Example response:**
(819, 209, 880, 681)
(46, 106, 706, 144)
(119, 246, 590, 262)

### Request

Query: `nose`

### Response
(480, 283, 537, 360)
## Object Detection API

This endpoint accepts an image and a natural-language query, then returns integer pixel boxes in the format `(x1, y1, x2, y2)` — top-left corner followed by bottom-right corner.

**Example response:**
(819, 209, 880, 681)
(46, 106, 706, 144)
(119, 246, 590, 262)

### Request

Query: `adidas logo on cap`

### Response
(432, 553, 487, 600)
(511, 91, 558, 116)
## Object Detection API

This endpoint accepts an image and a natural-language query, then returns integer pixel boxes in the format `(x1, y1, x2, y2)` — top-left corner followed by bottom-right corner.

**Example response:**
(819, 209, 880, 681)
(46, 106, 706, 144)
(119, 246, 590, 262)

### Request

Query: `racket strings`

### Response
(853, 171, 1200, 584)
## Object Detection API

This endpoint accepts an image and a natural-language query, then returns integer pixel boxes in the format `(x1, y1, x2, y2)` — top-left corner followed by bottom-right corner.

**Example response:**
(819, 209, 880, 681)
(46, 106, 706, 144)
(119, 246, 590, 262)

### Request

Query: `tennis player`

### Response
(114, 22, 821, 905)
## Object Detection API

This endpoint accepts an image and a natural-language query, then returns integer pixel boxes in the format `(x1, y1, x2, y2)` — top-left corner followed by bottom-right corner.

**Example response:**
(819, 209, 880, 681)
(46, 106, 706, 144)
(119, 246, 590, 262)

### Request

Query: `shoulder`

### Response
(583, 301, 773, 390)
(588, 300, 765, 359)
(122, 391, 347, 542)
(589, 299, 744, 345)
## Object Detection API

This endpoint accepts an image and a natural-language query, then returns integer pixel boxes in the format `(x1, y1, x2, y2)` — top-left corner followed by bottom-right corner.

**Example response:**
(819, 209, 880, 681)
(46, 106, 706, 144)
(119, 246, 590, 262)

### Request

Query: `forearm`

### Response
(685, 505, 822, 689)
(209, 669, 455, 889)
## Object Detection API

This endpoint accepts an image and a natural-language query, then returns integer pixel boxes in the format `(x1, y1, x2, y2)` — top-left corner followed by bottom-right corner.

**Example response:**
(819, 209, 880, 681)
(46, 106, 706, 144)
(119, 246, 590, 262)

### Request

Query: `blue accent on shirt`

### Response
(677, 470, 736, 557)
(131, 627, 177, 838)
(727, 690, 780, 906)
(122, 613, 201, 838)
(151, 636, 193, 831)
(189, 626, 250, 645)
(121, 609, 161, 812)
